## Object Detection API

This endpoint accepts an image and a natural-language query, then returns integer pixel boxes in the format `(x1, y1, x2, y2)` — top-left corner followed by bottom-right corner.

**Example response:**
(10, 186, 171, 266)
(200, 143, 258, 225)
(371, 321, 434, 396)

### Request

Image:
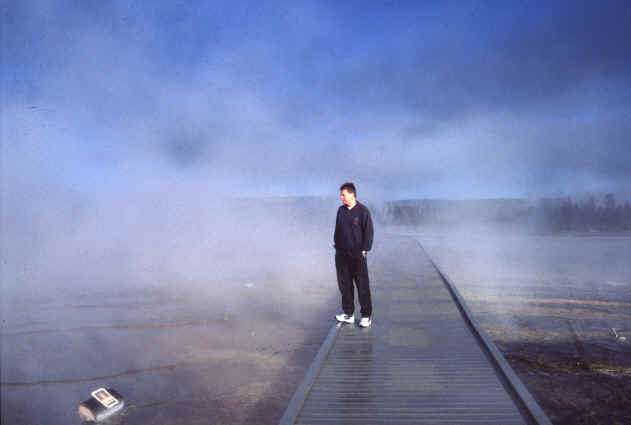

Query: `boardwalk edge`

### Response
(278, 322, 342, 425)
(414, 238, 552, 425)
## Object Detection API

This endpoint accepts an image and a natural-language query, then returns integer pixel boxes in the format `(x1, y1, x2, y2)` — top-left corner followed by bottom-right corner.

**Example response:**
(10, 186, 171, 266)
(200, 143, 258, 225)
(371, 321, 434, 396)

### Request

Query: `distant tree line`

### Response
(372, 194, 631, 233)
(537, 194, 631, 232)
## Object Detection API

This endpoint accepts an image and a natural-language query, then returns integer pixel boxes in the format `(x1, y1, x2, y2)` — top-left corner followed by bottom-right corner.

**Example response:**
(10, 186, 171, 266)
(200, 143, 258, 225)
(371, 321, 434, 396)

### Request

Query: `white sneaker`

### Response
(359, 317, 372, 327)
(335, 313, 354, 324)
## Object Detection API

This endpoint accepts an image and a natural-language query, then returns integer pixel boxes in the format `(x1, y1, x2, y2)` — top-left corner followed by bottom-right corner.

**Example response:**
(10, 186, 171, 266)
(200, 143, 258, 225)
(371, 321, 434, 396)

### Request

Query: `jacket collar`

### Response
(346, 200, 359, 210)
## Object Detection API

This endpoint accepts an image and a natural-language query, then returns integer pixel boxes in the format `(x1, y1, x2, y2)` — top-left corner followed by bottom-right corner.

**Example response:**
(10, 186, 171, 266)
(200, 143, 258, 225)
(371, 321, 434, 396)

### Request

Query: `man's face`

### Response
(340, 189, 355, 206)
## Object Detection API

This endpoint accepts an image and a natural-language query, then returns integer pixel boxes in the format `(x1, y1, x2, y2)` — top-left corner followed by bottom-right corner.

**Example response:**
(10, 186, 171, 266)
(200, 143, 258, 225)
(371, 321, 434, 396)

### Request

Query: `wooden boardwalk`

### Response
(280, 234, 550, 425)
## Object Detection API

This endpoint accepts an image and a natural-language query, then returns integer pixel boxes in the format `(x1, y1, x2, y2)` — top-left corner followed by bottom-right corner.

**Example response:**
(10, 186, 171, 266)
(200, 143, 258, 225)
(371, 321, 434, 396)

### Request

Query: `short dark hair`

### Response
(339, 182, 356, 196)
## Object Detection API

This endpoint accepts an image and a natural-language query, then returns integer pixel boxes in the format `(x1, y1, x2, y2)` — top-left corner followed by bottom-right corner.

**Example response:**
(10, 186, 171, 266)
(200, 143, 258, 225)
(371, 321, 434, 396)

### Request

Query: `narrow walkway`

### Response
(280, 235, 549, 425)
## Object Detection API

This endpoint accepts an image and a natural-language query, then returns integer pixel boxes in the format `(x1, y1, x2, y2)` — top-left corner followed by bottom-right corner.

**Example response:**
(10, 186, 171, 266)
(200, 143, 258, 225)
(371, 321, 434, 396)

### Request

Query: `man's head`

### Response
(339, 182, 357, 206)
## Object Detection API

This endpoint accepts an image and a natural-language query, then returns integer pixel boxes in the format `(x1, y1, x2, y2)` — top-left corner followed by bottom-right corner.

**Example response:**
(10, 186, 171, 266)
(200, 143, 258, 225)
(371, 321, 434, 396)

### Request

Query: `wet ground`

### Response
(2, 286, 337, 425)
(1, 223, 341, 425)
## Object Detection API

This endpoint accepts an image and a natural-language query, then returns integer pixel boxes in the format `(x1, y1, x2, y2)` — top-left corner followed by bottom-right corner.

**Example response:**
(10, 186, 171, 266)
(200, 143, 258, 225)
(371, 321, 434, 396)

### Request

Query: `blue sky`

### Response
(2, 0, 631, 201)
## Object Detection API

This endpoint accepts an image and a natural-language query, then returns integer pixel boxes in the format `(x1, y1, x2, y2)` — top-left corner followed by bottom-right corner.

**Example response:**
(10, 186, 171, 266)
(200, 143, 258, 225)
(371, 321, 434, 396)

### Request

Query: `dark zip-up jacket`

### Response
(334, 201, 374, 256)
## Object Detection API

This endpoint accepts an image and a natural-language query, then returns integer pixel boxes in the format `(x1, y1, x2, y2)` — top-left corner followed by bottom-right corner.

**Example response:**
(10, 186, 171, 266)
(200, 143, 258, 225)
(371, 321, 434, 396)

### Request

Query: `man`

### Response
(333, 182, 374, 328)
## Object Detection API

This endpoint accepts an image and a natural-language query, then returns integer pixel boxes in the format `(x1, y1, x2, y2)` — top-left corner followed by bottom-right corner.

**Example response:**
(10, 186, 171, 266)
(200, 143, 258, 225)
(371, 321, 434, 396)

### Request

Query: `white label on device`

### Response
(91, 388, 119, 408)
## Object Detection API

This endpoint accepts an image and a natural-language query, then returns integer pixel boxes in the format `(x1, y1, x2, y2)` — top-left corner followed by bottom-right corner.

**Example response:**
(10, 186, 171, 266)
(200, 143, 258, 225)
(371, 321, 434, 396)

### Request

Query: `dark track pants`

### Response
(335, 251, 372, 318)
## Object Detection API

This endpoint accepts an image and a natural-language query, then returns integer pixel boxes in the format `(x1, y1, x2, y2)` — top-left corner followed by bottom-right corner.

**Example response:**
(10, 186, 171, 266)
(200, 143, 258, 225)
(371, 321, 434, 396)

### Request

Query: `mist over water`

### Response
(1, 190, 346, 424)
